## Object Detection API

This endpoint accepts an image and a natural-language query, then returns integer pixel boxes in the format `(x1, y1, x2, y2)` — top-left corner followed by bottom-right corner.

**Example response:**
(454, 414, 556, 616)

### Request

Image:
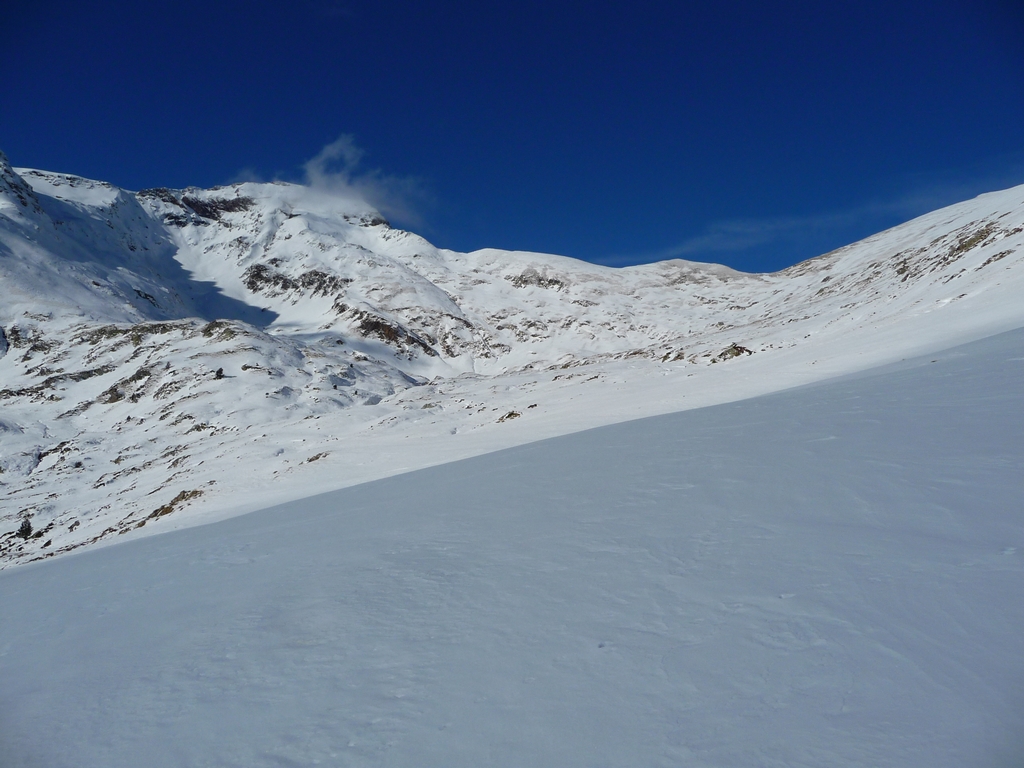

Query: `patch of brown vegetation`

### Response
(148, 489, 204, 520)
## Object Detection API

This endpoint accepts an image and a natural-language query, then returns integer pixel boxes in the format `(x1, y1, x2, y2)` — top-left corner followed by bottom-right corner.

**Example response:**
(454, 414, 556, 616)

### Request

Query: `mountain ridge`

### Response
(2, 151, 1023, 565)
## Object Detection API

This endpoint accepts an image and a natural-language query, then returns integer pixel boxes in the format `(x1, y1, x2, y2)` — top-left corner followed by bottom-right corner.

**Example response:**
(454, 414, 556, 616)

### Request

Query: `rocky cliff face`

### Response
(2, 153, 1023, 565)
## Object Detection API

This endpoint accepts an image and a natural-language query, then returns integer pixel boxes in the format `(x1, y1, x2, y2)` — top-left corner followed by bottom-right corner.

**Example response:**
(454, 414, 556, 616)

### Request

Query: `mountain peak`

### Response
(1, 153, 1023, 565)
(0, 154, 43, 217)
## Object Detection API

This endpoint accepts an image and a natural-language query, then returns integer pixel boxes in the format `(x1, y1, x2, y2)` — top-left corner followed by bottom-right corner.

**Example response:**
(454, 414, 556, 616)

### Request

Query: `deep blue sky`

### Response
(3, 0, 1023, 271)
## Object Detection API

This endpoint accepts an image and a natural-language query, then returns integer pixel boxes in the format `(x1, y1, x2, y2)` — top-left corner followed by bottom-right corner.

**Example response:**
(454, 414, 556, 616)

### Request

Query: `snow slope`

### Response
(1, 328, 1021, 768)
(2, 150, 1024, 563)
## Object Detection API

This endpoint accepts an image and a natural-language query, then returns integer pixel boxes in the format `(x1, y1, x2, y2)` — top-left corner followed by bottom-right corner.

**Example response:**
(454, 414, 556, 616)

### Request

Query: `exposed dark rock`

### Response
(0, 365, 115, 400)
(297, 269, 352, 297)
(98, 367, 152, 404)
(243, 264, 298, 294)
(242, 264, 352, 298)
(134, 288, 159, 306)
(717, 343, 753, 360)
(353, 311, 438, 357)
(507, 268, 566, 291)
(136, 187, 185, 206)
(148, 489, 204, 520)
(200, 320, 237, 340)
(181, 195, 255, 221)
(344, 212, 390, 227)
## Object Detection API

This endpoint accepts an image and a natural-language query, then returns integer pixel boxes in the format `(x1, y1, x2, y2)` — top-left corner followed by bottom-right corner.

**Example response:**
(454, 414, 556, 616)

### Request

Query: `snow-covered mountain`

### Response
(2, 150, 1023, 565)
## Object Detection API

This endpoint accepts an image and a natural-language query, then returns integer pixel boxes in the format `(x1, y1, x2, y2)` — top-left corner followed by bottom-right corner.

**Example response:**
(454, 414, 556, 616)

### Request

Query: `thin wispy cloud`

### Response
(301, 134, 428, 227)
(652, 199, 917, 260)
(226, 167, 265, 184)
(595, 204, 904, 270)
(602, 155, 1024, 270)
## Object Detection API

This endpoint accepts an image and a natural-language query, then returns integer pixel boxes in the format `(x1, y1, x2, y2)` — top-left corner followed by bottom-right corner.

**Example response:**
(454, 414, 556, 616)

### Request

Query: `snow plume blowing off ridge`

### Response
(301, 134, 426, 226)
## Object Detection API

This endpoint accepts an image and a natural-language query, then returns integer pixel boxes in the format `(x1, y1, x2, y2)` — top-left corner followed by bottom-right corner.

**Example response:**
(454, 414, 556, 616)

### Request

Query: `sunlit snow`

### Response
(2, 146, 1024, 765)
(2, 154, 1023, 564)
(1, 329, 1021, 767)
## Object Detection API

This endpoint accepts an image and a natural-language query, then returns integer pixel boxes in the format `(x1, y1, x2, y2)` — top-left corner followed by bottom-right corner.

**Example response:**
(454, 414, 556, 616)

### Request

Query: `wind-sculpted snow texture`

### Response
(2, 149, 1024, 563)
(1, 330, 1022, 767)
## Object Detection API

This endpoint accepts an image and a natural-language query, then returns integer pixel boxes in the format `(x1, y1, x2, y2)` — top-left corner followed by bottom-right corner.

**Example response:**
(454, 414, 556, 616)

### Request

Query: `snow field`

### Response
(1, 328, 1021, 767)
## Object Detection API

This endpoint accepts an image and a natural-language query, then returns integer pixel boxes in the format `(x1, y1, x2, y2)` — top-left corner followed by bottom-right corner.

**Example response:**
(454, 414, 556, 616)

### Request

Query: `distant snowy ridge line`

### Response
(1, 149, 1023, 566)
(3, 151, 1022, 372)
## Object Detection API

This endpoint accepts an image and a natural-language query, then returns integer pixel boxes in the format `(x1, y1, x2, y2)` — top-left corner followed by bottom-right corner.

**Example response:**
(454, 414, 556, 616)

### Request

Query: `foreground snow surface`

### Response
(1, 329, 1022, 768)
